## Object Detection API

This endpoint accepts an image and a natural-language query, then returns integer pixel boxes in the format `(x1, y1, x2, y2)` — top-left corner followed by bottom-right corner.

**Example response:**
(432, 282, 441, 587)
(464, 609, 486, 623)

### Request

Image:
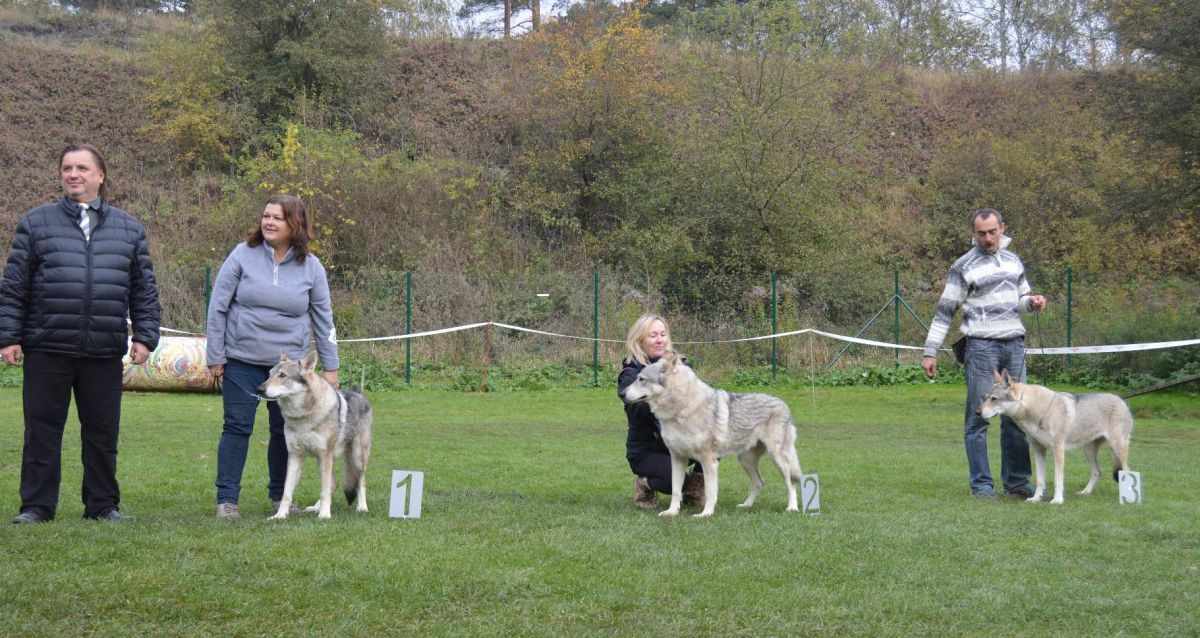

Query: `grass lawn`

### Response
(1, 384, 1197, 636)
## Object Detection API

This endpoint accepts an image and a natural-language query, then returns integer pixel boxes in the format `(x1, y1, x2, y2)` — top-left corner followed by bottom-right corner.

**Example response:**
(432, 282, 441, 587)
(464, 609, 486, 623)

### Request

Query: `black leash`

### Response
(216, 373, 276, 402)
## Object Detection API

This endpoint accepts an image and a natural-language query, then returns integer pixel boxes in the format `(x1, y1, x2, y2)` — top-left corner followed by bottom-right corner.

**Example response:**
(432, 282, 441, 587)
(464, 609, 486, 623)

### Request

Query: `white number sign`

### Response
(389, 470, 425, 518)
(801, 473, 820, 514)
(1118, 470, 1142, 505)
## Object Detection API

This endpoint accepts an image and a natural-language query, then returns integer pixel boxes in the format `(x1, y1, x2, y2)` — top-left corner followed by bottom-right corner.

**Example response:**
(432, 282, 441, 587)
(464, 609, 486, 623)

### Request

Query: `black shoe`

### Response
(87, 509, 133, 522)
(1003, 485, 1035, 499)
(11, 510, 50, 524)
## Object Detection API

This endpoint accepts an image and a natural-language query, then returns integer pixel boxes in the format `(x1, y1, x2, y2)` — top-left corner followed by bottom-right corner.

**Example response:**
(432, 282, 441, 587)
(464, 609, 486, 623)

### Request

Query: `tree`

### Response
(458, 0, 543, 37)
(875, 0, 984, 69)
(507, 1, 679, 252)
(198, 0, 397, 126)
(1103, 0, 1200, 207)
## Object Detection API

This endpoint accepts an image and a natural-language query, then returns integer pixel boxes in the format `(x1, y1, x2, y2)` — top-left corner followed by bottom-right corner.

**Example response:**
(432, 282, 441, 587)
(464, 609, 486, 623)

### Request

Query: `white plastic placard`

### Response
(1118, 470, 1142, 505)
(801, 473, 820, 514)
(389, 470, 424, 518)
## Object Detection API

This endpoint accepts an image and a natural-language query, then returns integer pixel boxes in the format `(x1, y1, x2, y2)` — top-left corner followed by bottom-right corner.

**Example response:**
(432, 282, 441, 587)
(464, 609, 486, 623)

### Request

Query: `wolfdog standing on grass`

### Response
(979, 369, 1133, 504)
(619, 351, 804, 517)
(258, 350, 373, 519)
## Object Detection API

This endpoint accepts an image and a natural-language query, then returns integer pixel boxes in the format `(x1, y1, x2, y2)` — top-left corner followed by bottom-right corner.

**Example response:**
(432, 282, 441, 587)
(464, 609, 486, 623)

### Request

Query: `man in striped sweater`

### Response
(921, 208, 1046, 500)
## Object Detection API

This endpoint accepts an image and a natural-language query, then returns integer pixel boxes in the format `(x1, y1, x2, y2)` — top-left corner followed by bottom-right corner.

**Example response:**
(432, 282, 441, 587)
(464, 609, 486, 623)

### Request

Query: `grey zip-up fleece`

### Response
(923, 234, 1036, 358)
(205, 242, 338, 370)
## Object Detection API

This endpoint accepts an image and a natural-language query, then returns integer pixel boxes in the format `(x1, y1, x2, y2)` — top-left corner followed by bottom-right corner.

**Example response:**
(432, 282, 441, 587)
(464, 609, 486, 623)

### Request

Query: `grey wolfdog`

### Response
(979, 369, 1133, 504)
(619, 351, 804, 517)
(258, 350, 373, 519)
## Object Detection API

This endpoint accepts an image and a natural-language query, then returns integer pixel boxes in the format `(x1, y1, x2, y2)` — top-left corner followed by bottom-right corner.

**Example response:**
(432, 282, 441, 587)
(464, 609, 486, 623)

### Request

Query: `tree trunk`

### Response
(504, 0, 511, 38)
(531, 0, 540, 31)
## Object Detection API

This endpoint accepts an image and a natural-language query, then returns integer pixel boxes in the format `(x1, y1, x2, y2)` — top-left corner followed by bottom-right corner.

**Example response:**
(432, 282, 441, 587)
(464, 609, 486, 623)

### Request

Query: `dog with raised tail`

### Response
(979, 369, 1133, 504)
(258, 350, 372, 519)
(618, 350, 804, 518)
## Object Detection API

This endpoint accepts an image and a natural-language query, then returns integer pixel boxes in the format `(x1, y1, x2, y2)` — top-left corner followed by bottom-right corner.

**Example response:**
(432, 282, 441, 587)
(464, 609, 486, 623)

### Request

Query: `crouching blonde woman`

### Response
(617, 313, 704, 509)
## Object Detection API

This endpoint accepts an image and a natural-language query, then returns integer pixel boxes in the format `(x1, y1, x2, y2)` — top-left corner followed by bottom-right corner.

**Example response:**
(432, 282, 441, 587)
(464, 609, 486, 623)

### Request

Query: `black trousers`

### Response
(19, 351, 124, 519)
(629, 452, 703, 495)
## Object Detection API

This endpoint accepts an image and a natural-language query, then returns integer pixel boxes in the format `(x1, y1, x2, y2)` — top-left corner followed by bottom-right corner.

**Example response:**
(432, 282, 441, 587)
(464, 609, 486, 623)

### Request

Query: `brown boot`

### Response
(633, 476, 657, 509)
(682, 472, 705, 507)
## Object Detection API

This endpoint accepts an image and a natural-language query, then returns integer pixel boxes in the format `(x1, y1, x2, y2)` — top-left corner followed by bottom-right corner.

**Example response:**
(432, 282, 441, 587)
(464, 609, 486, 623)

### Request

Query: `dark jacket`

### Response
(618, 356, 671, 463)
(0, 197, 160, 358)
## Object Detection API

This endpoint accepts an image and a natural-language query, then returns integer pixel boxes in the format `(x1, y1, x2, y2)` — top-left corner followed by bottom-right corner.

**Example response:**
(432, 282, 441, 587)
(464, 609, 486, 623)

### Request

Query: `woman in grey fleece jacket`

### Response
(205, 194, 339, 519)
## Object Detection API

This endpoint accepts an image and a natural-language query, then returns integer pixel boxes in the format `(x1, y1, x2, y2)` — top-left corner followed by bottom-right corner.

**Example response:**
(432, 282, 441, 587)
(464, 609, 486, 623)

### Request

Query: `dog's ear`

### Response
(300, 349, 319, 372)
(992, 368, 1002, 383)
(661, 350, 678, 370)
(1001, 369, 1014, 386)
(280, 351, 291, 363)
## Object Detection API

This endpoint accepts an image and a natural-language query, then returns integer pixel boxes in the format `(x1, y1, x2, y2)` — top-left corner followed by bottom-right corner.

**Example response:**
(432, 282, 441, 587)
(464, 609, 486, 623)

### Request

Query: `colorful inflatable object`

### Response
(122, 336, 219, 393)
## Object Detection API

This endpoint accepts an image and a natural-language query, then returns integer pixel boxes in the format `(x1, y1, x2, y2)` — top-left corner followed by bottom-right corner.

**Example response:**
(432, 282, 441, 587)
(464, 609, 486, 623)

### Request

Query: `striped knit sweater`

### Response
(923, 235, 1036, 358)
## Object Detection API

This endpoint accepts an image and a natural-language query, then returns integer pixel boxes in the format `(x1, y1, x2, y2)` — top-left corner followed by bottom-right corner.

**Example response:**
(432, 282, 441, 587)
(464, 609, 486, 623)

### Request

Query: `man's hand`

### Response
(321, 370, 340, 390)
(921, 355, 938, 379)
(208, 364, 224, 379)
(128, 341, 151, 365)
(1028, 295, 1047, 312)
(1, 344, 23, 366)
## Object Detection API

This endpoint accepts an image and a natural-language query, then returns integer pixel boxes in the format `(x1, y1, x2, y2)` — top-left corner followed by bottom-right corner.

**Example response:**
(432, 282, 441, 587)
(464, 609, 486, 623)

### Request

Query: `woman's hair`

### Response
(246, 194, 311, 263)
(59, 143, 109, 200)
(625, 313, 672, 366)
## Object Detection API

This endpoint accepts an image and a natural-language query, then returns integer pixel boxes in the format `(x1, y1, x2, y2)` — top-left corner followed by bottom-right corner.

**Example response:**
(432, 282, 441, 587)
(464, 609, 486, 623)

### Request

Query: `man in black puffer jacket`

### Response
(1, 144, 160, 524)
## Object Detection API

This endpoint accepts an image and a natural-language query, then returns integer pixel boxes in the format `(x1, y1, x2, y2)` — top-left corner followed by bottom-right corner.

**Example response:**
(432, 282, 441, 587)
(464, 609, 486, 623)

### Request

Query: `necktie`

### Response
(79, 203, 91, 242)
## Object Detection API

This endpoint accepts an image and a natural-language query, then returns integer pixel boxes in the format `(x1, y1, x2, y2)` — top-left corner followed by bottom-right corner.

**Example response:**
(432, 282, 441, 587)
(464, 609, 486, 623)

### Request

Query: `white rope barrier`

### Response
(160, 321, 1200, 356)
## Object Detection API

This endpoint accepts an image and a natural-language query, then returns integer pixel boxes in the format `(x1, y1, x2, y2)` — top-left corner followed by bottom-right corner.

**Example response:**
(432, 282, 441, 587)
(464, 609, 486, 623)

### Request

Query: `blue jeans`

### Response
(963, 337, 1032, 494)
(215, 359, 287, 504)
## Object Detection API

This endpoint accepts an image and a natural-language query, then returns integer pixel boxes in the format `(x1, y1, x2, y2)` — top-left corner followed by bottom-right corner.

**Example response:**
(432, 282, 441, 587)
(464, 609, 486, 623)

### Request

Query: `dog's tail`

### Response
(343, 458, 362, 505)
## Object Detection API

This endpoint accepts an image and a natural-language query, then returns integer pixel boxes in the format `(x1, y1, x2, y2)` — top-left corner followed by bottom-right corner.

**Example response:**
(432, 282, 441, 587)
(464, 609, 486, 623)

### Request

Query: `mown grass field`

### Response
(1, 385, 1197, 636)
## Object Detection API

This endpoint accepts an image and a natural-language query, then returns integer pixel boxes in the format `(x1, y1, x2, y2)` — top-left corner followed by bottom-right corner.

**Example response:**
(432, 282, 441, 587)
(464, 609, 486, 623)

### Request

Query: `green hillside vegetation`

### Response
(0, 1, 1197, 385)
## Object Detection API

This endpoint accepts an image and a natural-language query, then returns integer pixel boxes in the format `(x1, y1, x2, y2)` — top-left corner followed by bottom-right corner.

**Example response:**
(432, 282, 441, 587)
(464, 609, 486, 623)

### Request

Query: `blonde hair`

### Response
(625, 313, 672, 366)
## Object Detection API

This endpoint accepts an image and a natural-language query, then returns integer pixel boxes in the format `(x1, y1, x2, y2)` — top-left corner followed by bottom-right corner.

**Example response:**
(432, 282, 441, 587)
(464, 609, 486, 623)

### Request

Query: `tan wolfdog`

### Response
(980, 369, 1132, 504)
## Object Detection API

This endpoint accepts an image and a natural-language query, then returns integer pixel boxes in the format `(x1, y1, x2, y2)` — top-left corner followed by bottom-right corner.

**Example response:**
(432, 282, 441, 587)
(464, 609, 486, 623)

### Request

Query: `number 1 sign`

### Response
(389, 470, 425, 518)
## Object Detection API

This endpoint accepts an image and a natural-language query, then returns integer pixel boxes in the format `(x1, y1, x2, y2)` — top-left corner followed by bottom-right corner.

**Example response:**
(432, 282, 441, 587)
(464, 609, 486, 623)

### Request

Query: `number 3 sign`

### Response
(1118, 470, 1142, 505)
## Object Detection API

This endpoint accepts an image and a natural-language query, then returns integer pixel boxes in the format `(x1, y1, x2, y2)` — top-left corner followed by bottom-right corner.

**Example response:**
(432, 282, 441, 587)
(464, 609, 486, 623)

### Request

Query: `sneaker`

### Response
(216, 502, 240, 519)
(271, 500, 303, 516)
(11, 510, 50, 524)
(972, 489, 997, 500)
(88, 509, 133, 522)
(1003, 485, 1035, 499)
(633, 476, 658, 509)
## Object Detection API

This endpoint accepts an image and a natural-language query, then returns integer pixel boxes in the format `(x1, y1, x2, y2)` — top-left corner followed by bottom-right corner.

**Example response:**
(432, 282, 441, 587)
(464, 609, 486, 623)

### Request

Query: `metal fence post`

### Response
(1066, 266, 1072, 373)
(893, 269, 900, 367)
(405, 270, 412, 385)
(204, 265, 212, 320)
(593, 271, 600, 387)
(771, 271, 778, 381)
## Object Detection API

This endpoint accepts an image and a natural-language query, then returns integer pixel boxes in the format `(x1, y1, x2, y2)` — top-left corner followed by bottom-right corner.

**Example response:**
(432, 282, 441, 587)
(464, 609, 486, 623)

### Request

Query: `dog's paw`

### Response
(692, 510, 714, 518)
(317, 512, 332, 519)
(268, 513, 287, 520)
(785, 505, 799, 512)
(736, 503, 752, 509)
(356, 505, 368, 513)
(658, 509, 679, 517)
(304, 504, 320, 513)
(1050, 497, 1065, 505)
(1025, 496, 1040, 503)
